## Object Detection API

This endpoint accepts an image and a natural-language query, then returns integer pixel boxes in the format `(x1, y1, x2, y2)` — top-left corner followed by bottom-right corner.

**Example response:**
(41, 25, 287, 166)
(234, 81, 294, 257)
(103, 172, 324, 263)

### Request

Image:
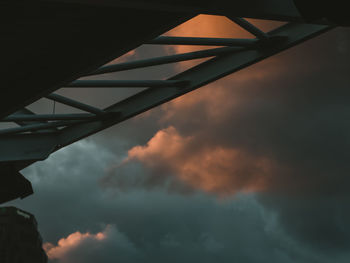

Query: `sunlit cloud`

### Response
(44, 228, 107, 260)
(105, 126, 275, 196)
(43, 224, 139, 263)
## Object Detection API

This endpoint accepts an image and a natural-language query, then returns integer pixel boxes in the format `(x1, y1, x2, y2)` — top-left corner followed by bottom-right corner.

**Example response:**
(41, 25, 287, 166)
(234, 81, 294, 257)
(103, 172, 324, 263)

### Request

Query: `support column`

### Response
(0, 207, 48, 263)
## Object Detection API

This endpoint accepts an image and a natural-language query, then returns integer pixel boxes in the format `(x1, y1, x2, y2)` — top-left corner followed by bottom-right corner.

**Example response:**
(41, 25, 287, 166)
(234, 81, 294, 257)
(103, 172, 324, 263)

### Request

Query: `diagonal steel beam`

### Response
(229, 17, 270, 39)
(86, 47, 243, 76)
(46, 93, 105, 115)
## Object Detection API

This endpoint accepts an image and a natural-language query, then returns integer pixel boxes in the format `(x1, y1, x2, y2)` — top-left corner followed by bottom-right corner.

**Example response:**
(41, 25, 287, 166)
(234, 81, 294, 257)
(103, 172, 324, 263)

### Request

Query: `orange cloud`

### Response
(123, 126, 275, 196)
(159, 57, 284, 128)
(44, 229, 107, 260)
(127, 126, 192, 165)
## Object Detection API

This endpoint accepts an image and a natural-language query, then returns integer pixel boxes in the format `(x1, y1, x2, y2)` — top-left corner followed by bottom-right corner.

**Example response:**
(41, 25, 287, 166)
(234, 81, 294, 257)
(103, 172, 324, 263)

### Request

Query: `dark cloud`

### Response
(259, 194, 350, 253)
(9, 141, 325, 263)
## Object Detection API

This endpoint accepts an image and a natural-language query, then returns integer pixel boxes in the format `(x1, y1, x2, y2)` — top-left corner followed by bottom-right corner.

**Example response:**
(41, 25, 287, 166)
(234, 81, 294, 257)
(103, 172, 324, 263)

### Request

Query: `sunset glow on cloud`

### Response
(112, 126, 275, 196)
(44, 229, 107, 260)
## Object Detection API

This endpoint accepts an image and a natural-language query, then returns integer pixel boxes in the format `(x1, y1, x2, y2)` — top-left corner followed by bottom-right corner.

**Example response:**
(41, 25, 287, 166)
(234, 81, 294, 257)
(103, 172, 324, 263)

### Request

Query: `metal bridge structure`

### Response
(0, 0, 348, 204)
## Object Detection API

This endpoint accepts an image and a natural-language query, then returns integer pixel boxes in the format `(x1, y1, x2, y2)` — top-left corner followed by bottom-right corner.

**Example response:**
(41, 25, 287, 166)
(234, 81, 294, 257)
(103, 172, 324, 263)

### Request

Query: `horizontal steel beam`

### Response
(229, 17, 270, 39)
(46, 93, 105, 115)
(12, 108, 57, 132)
(12, 108, 39, 127)
(2, 113, 95, 122)
(148, 36, 258, 46)
(86, 47, 243, 75)
(0, 112, 121, 135)
(0, 121, 77, 136)
(66, 80, 189, 88)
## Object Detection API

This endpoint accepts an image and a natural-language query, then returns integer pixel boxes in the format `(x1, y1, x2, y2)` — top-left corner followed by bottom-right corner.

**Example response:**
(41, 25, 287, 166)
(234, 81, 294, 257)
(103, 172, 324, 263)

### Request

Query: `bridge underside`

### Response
(1, 0, 349, 119)
(0, 0, 343, 204)
(1, 1, 191, 119)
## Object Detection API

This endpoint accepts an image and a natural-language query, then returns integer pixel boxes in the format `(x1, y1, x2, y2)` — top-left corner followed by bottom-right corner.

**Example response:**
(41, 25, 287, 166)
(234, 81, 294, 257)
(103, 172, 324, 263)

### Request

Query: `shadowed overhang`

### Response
(0, 0, 191, 119)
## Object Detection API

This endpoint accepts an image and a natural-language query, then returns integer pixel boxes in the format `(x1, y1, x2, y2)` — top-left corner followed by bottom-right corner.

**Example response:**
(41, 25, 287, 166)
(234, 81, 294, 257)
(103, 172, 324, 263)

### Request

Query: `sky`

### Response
(7, 15, 350, 262)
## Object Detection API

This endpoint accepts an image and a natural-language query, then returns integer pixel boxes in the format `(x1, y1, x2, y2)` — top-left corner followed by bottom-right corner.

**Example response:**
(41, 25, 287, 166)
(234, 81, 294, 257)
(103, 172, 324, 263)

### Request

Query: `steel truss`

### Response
(0, 15, 333, 202)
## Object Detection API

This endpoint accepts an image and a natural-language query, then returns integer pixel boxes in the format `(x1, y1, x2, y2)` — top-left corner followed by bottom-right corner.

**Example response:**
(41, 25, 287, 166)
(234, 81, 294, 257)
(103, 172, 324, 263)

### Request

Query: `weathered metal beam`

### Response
(12, 108, 57, 132)
(0, 121, 75, 136)
(148, 36, 258, 46)
(2, 114, 95, 122)
(46, 93, 105, 115)
(0, 112, 121, 135)
(66, 80, 189, 88)
(12, 108, 41, 127)
(86, 47, 243, 76)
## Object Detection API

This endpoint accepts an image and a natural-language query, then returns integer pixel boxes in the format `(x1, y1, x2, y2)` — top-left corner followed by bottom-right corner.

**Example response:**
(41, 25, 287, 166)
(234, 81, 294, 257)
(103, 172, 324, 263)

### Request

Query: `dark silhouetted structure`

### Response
(1, 0, 339, 204)
(0, 207, 48, 263)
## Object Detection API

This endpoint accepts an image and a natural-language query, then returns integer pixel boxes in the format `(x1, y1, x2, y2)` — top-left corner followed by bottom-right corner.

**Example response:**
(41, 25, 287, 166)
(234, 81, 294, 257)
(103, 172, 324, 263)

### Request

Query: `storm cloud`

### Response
(11, 141, 338, 263)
